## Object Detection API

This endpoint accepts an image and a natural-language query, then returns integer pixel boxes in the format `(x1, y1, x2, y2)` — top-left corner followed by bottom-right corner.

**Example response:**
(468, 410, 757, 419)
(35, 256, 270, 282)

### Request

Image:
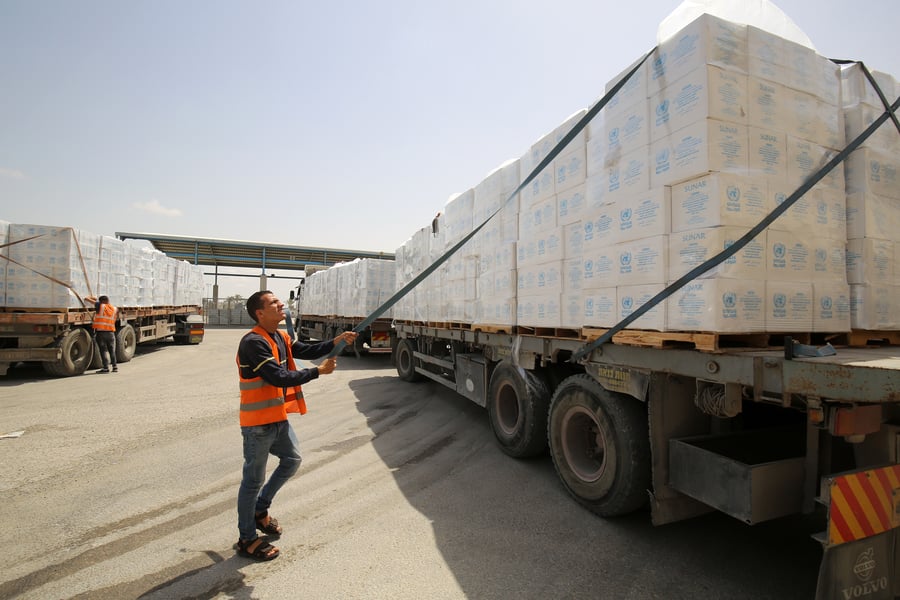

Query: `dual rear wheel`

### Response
(488, 365, 650, 517)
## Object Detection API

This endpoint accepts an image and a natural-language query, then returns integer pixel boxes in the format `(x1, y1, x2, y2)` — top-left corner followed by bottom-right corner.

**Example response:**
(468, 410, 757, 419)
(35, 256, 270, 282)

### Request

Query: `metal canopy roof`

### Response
(115, 232, 395, 271)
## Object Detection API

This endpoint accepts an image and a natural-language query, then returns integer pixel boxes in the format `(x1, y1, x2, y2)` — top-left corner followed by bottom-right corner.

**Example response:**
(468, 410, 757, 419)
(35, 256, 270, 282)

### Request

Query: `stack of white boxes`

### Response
(474, 160, 519, 326)
(327, 11, 899, 337)
(652, 13, 851, 333)
(516, 111, 586, 328)
(0, 222, 205, 308)
(300, 258, 396, 319)
(393, 226, 437, 322)
(842, 65, 900, 330)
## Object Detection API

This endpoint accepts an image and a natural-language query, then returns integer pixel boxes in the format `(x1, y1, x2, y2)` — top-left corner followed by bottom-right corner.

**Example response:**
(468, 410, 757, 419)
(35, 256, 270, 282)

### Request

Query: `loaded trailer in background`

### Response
(0, 222, 206, 377)
(388, 2, 900, 597)
(291, 258, 395, 353)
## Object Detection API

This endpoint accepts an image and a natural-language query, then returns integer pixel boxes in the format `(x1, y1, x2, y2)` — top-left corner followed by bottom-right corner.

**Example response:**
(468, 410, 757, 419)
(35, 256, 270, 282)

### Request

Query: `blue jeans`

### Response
(237, 420, 302, 541)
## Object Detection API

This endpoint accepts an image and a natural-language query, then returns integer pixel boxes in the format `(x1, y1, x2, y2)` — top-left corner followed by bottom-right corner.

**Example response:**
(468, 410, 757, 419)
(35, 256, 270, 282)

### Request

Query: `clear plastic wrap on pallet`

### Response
(299, 258, 396, 320)
(4, 224, 99, 309)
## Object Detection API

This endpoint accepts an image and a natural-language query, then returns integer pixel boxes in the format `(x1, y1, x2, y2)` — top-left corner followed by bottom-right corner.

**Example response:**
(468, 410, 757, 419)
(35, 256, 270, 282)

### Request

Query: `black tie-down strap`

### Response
(326, 47, 657, 359)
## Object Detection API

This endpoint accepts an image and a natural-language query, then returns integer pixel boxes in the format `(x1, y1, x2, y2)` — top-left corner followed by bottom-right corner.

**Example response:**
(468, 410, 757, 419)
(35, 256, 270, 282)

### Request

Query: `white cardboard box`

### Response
(667, 278, 766, 332)
(517, 227, 564, 267)
(605, 145, 651, 201)
(786, 136, 845, 192)
(583, 288, 618, 328)
(651, 119, 749, 188)
(614, 187, 671, 243)
(850, 284, 898, 330)
(846, 238, 893, 285)
(668, 226, 766, 281)
(767, 230, 813, 281)
(811, 239, 848, 283)
(671, 172, 769, 232)
(557, 184, 588, 227)
(517, 261, 564, 297)
(649, 13, 748, 96)
(748, 77, 787, 130)
(649, 64, 748, 143)
(602, 100, 650, 155)
(766, 281, 813, 332)
(748, 126, 788, 181)
(554, 144, 587, 195)
(845, 147, 900, 201)
(812, 282, 851, 332)
(617, 284, 667, 331)
(615, 235, 668, 286)
(517, 294, 561, 327)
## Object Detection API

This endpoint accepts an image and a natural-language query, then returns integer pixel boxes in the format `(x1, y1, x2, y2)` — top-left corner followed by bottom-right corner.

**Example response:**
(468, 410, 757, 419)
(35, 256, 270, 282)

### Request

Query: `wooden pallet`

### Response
(580, 328, 837, 352)
(828, 330, 900, 347)
(0, 306, 90, 313)
(471, 324, 514, 334)
(516, 326, 583, 340)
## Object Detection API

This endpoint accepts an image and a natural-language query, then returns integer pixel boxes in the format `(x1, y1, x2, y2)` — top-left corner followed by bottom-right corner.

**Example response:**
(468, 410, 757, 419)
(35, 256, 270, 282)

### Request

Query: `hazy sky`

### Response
(2, 0, 898, 299)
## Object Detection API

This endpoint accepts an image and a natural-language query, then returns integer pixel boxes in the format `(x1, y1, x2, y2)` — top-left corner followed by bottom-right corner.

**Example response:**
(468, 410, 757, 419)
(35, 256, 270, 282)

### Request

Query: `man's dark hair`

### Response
(246, 290, 273, 323)
(98, 295, 109, 304)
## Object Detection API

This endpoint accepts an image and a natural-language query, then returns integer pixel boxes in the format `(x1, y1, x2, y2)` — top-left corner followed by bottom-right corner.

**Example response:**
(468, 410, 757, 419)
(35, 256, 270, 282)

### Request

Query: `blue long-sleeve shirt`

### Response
(237, 328, 335, 388)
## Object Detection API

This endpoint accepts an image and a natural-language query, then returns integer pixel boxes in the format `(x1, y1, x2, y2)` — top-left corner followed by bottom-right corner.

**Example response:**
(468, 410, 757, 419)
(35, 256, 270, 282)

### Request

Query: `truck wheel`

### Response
(487, 362, 550, 458)
(395, 338, 423, 382)
(115, 324, 136, 363)
(43, 328, 93, 377)
(90, 341, 103, 369)
(548, 374, 650, 517)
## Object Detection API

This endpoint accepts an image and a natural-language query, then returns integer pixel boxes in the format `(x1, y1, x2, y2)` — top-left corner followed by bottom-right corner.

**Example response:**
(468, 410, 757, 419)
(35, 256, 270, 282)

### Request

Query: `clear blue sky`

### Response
(1, 0, 898, 299)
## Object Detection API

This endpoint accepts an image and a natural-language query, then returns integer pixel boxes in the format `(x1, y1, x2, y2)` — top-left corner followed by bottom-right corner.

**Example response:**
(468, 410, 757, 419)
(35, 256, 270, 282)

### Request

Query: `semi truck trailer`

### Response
(0, 304, 204, 377)
(0, 222, 206, 377)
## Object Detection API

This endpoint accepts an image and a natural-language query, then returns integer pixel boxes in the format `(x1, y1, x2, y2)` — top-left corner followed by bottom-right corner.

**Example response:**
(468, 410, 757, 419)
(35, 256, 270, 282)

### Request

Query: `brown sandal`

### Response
(235, 537, 279, 561)
(255, 511, 283, 536)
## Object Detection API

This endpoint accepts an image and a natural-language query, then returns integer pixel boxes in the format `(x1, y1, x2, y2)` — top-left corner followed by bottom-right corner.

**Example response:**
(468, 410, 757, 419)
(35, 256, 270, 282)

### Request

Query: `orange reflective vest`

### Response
(92, 303, 117, 331)
(237, 326, 307, 427)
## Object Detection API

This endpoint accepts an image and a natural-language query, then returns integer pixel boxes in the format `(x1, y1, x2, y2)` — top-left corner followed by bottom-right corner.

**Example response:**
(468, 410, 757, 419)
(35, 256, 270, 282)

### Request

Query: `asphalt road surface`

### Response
(0, 328, 823, 600)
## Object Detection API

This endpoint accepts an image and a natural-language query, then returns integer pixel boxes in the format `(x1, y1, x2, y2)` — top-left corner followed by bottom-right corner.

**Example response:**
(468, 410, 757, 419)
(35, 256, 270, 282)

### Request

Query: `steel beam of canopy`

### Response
(115, 232, 395, 271)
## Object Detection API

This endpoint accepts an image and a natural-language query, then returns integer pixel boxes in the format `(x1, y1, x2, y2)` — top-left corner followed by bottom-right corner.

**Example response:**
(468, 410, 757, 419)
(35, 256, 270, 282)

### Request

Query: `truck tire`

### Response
(90, 341, 103, 369)
(548, 374, 650, 517)
(43, 328, 93, 377)
(115, 324, 136, 363)
(487, 362, 550, 458)
(395, 338, 423, 382)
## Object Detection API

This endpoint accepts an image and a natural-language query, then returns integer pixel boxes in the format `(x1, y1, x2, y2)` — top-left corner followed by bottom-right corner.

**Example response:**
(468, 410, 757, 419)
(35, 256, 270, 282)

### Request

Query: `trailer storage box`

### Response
(668, 428, 805, 524)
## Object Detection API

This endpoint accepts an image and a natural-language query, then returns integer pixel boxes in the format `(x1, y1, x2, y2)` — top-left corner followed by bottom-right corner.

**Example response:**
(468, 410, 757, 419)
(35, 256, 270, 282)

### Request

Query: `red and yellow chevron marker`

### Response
(827, 465, 900, 546)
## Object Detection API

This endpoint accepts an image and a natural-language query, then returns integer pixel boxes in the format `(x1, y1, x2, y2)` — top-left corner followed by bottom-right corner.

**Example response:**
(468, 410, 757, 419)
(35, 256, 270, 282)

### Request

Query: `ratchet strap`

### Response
(326, 47, 657, 358)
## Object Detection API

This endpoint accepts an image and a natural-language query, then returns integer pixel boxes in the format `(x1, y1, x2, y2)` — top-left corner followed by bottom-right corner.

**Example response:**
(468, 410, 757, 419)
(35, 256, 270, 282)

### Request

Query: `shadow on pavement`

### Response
(347, 361, 821, 599)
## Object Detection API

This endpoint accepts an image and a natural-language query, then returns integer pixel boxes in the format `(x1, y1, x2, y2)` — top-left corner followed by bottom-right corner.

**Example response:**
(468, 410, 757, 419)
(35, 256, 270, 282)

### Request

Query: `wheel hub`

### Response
(560, 406, 606, 482)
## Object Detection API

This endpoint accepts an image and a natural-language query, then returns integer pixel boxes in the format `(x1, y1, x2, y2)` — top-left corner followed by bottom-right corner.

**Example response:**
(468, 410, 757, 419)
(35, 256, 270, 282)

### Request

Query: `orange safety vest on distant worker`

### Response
(236, 326, 307, 427)
(92, 303, 117, 332)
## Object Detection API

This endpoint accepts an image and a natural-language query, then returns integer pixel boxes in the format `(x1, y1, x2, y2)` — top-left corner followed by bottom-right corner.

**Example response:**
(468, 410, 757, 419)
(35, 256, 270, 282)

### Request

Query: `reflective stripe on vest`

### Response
(236, 326, 307, 427)
(92, 303, 116, 331)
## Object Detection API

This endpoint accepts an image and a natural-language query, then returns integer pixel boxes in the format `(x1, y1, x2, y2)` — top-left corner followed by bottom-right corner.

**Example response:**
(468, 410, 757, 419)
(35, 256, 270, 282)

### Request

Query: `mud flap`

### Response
(815, 529, 898, 600)
(816, 464, 900, 599)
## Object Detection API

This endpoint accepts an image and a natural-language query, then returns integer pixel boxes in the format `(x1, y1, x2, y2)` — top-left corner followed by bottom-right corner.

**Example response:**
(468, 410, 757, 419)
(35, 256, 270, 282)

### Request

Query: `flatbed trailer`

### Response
(0, 304, 204, 377)
(296, 314, 392, 354)
(392, 321, 900, 599)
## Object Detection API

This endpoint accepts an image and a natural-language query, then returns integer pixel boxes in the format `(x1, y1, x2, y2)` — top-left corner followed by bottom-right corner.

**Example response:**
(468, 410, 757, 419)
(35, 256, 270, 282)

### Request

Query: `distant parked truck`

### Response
(0, 222, 206, 376)
(291, 258, 395, 354)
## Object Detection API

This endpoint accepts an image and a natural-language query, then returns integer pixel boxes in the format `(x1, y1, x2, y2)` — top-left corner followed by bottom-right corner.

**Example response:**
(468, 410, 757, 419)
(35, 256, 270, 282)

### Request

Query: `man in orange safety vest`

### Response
(87, 295, 117, 374)
(234, 290, 357, 562)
